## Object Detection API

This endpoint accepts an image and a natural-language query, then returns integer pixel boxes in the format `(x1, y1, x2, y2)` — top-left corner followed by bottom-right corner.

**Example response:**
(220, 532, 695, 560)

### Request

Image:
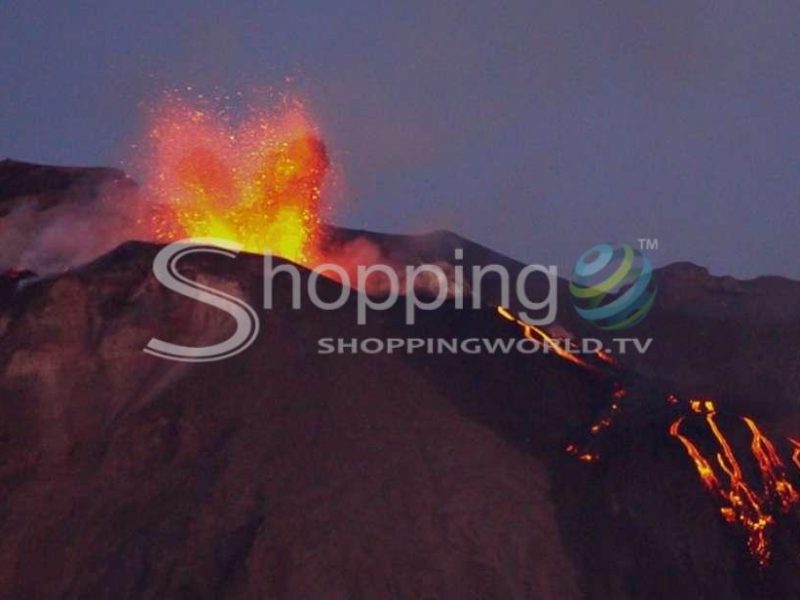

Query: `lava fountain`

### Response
(143, 94, 330, 265)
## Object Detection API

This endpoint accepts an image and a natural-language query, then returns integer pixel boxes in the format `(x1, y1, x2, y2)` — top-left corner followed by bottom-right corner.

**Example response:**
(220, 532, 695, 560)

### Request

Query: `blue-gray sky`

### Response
(2, 1, 799, 277)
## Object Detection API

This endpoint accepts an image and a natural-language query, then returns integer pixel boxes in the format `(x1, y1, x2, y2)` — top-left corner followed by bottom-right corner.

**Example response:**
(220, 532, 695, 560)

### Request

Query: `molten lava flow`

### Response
(790, 438, 800, 472)
(145, 96, 330, 265)
(595, 349, 618, 367)
(497, 306, 625, 465)
(496, 306, 590, 369)
(743, 418, 799, 511)
(669, 416, 723, 494)
(669, 400, 800, 566)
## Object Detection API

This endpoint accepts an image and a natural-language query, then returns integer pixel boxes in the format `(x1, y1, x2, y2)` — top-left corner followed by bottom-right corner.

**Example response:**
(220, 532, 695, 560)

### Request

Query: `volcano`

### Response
(1, 160, 800, 598)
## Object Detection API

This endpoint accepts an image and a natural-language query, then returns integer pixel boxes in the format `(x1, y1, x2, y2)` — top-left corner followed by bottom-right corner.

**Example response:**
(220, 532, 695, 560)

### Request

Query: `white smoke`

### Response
(0, 167, 466, 302)
(320, 235, 468, 299)
(0, 178, 152, 274)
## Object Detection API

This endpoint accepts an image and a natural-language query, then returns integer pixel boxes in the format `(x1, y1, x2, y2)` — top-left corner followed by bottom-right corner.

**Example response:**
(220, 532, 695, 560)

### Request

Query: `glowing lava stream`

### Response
(496, 306, 616, 464)
(496, 306, 591, 369)
(497, 303, 800, 566)
(669, 400, 800, 566)
(790, 438, 800, 471)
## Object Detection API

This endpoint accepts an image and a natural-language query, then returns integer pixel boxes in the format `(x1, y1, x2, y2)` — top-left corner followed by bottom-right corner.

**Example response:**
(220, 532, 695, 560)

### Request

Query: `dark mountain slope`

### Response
(1, 161, 800, 597)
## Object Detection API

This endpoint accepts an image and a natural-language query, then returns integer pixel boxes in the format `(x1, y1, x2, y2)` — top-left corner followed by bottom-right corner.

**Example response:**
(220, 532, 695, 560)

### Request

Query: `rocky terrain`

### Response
(1, 160, 799, 598)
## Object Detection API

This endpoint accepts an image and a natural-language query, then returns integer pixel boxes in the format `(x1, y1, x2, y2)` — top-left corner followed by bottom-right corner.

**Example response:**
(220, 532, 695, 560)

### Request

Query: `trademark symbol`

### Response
(637, 238, 659, 251)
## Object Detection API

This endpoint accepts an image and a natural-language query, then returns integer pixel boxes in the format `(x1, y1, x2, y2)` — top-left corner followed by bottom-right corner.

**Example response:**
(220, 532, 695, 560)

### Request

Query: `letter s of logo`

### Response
(144, 239, 261, 362)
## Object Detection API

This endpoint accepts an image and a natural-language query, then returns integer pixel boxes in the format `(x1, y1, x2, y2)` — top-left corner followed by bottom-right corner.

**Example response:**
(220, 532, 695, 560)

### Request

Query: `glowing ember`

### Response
(144, 95, 330, 265)
(669, 400, 799, 566)
(565, 444, 599, 463)
(590, 417, 613, 434)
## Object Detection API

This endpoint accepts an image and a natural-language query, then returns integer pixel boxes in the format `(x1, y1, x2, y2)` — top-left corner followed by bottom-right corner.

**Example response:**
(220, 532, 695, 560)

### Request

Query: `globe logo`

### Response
(569, 243, 657, 330)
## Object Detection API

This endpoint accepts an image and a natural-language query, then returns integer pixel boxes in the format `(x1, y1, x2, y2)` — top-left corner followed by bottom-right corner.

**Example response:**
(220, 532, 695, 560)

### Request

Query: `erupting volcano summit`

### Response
(145, 96, 330, 265)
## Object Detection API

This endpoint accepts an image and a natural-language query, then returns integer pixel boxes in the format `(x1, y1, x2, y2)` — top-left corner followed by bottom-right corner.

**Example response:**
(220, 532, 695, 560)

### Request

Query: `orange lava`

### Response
(590, 417, 613, 434)
(565, 444, 599, 463)
(496, 306, 589, 368)
(144, 95, 329, 265)
(743, 418, 799, 511)
(670, 400, 799, 566)
(497, 306, 619, 465)
(789, 438, 800, 472)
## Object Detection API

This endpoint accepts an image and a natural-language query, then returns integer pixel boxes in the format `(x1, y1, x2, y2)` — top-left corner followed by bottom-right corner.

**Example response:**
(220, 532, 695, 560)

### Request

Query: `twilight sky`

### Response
(1, 1, 798, 277)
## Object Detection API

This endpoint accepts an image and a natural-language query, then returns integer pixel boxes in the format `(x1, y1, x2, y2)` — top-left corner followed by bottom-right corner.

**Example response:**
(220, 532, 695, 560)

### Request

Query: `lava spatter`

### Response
(143, 94, 330, 265)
